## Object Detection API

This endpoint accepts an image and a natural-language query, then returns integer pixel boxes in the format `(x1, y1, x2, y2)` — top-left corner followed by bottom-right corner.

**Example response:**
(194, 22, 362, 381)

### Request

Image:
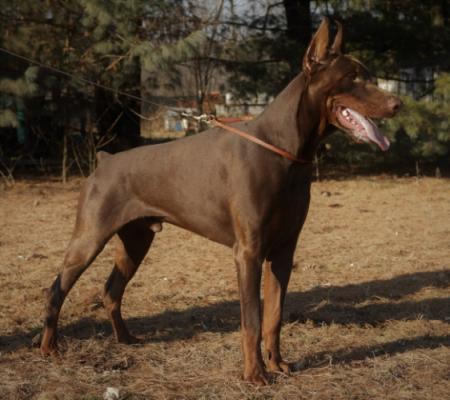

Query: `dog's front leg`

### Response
(262, 238, 297, 374)
(234, 243, 268, 384)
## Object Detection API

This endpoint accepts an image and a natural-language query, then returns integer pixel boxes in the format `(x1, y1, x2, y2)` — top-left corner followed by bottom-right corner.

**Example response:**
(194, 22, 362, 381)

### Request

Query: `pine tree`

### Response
(0, 67, 38, 129)
(385, 73, 450, 162)
(0, 0, 206, 176)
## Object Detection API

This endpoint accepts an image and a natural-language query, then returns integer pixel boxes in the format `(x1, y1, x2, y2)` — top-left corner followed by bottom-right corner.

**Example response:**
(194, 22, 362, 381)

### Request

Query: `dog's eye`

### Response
(344, 72, 357, 82)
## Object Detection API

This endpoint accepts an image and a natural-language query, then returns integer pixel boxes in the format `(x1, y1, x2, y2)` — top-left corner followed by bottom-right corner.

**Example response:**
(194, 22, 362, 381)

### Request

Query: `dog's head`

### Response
(303, 18, 402, 151)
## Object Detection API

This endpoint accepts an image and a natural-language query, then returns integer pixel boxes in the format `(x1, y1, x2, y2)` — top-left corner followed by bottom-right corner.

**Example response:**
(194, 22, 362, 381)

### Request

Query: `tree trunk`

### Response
(62, 131, 68, 184)
(283, 0, 312, 47)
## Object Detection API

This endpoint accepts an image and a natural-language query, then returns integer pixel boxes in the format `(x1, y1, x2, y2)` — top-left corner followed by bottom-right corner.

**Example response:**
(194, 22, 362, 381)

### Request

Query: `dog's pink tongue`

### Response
(347, 108, 390, 151)
(366, 118, 390, 151)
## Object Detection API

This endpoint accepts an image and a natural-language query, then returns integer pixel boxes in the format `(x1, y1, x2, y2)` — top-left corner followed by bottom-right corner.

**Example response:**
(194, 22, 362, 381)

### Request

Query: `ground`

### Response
(0, 176, 449, 400)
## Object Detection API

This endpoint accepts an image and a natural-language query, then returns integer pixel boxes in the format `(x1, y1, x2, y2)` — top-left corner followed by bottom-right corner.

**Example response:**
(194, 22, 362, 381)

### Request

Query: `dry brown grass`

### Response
(0, 176, 449, 399)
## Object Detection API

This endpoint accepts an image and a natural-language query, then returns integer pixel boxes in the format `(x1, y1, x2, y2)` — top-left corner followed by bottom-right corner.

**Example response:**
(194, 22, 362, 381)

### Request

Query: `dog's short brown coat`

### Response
(40, 18, 401, 384)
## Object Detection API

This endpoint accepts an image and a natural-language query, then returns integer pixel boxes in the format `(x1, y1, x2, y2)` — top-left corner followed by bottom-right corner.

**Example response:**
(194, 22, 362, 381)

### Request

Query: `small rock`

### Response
(103, 387, 120, 400)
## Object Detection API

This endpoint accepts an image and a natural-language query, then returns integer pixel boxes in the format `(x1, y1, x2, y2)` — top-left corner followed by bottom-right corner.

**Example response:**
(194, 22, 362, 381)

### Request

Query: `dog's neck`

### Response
(253, 73, 327, 163)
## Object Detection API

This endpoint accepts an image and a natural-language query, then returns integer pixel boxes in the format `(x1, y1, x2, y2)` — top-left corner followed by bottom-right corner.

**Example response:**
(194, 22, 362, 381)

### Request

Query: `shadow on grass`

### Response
(291, 334, 450, 371)
(0, 268, 448, 354)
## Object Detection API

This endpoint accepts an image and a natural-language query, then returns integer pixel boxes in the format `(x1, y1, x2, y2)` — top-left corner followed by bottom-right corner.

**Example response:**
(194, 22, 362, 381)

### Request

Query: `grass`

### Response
(0, 176, 449, 399)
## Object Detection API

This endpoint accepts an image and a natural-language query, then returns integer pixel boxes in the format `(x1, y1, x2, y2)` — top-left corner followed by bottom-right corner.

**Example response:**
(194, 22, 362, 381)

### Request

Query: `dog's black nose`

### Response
(387, 96, 402, 115)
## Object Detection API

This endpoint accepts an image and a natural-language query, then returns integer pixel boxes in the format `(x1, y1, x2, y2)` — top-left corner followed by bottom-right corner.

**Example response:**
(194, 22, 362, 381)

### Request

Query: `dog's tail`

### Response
(96, 150, 112, 163)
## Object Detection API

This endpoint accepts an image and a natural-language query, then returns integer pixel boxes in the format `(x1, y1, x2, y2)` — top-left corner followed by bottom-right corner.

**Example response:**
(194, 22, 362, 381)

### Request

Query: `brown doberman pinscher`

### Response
(40, 18, 402, 384)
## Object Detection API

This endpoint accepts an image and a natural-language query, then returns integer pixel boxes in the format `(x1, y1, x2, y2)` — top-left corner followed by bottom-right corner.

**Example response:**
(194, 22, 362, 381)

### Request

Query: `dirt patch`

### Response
(0, 177, 449, 399)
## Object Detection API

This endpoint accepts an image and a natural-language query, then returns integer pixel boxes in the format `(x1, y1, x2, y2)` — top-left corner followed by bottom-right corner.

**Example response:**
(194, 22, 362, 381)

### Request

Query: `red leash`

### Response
(210, 118, 310, 164)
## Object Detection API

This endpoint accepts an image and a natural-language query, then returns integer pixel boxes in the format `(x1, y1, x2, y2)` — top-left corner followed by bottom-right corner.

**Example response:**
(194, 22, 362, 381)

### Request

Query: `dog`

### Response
(40, 18, 402, 384)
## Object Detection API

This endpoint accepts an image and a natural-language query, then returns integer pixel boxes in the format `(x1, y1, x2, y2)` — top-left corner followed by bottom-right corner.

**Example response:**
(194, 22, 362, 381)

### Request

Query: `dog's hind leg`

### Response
(103, 219, 154, 344)
(41, 179, 122, 356)
(262, 238, 297, 375)
(40, 232, 109, 355)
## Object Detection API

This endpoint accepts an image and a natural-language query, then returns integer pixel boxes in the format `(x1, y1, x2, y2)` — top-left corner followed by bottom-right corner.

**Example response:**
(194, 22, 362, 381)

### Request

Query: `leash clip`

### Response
(181, 113, 215, 125)
(196, 114, 216, 124)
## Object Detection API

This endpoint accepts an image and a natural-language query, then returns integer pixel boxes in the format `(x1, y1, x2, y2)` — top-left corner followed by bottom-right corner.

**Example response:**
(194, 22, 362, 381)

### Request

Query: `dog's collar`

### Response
(208, 117, 311, 165)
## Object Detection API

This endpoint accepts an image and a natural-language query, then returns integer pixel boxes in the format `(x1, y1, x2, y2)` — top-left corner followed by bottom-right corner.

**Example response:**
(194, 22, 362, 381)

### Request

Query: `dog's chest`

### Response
(268, 175, 312, 240)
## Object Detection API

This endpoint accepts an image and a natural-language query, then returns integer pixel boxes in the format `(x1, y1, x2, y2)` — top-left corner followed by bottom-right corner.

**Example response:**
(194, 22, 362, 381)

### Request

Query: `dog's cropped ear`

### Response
(303, 17, 331, 75)
(330, 20, 344, 55)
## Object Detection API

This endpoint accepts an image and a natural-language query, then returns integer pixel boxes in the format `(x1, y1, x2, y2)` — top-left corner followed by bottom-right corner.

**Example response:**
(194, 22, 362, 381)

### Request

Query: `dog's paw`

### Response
(117, 333, 141, 345)
(40, 344, 60, 358)
(267, 359, 291, 375)
(40, 330, 60, 357)
(244, 366, 270, 385)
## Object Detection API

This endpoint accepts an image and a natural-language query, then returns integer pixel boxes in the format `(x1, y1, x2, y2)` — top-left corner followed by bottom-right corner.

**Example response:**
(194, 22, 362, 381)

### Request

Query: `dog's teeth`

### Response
(343, 109, 349, 116)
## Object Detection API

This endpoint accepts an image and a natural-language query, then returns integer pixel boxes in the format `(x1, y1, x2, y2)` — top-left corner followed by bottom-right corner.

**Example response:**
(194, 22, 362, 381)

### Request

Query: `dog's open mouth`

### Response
(335, 106, 390, 151)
